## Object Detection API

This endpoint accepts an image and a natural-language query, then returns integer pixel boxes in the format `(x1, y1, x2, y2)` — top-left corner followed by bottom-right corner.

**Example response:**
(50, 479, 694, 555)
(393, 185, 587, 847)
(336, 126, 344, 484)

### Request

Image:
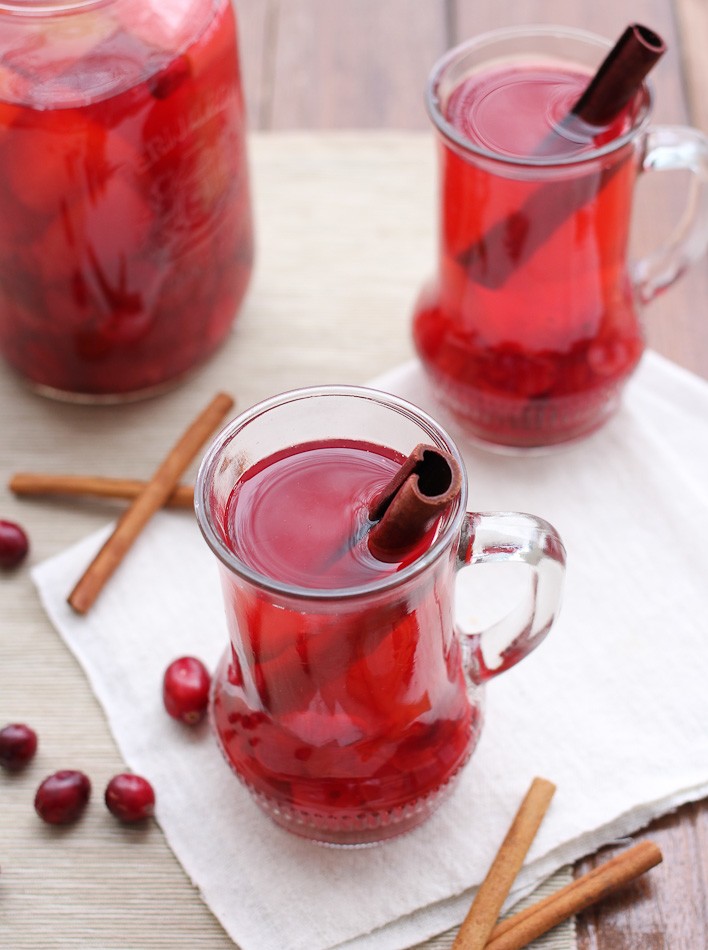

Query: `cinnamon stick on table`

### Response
(451, 777, 556, 950)
(67, 392, 234, 615)
(8, 472, 194, 508)
(10, 472, 195, 509)
(485, 839, 662, 950)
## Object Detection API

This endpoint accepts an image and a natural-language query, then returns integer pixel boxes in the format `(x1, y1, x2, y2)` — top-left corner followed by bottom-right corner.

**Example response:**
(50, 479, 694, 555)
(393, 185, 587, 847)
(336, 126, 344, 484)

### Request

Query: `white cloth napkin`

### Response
(32, 350, 708, 950)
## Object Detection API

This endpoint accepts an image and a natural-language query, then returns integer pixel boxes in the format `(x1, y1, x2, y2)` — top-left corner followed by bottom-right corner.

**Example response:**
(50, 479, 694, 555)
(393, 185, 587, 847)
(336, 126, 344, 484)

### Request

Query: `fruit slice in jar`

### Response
(115, 0, 200, 52)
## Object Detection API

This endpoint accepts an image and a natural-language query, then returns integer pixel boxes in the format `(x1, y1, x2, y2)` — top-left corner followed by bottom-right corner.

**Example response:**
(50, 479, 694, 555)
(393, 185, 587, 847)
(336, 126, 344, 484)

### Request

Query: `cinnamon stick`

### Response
(10, 472, 194, 509)
(67, 392, 234, 614)
(485, 839, 662, 949)
(367, 443, 462, 562)
(568, 24, 666, 128)
(457, 24, 665, 288)
(451, 777, 556, 950)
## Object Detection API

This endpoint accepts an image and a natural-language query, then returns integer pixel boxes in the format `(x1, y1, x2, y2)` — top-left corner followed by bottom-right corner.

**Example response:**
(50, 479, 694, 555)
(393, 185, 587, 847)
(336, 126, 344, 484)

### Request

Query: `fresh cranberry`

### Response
(34, 770, 91, 825)
(0, 723, 37, 770)
(0, 519, 29, 569)
(105, 773, 155, 823)
(163, 656, 211, 725)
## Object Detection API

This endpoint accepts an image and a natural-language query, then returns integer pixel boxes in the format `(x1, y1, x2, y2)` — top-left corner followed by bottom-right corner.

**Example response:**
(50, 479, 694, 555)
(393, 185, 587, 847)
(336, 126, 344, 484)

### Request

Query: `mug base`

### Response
(246, 765, 467, 847)
(1, 326, 236, 404)
(210, 651, 476, 847)
(8, 352, 211, 404)
(422, 369, 625, 453)
(23, 375, 188, 405)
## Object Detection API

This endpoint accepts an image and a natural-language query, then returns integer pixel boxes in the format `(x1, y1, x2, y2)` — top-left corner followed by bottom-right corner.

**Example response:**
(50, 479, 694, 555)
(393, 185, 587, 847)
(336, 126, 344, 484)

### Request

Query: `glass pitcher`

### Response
(0, 0, 253, 401)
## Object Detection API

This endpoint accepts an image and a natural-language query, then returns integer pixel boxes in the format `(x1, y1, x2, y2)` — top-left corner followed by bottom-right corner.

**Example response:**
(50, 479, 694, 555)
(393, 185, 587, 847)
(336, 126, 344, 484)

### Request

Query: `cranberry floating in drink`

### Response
(413, 25, 708, 449)
(0, 0, 253, 400)
(195, 386, 566, 845)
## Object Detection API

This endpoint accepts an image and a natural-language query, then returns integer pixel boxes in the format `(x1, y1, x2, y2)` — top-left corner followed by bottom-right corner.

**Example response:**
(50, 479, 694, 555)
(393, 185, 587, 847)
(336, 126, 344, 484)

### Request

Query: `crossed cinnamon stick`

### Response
(66, 392, 234, 614)
(484, 839, 661, 948)
(451, 776, 662, 950)
(10, 472, 196, 508)
(16, 393, 234, 614)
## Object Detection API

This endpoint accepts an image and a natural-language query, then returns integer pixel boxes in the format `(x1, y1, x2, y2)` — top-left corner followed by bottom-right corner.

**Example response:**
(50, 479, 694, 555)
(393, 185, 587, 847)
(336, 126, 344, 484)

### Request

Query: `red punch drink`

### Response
(0, 0, 252, 400)
(210, 439, 477, 843)
(413, 30, 653, 448)
(196, 386, 567, 845)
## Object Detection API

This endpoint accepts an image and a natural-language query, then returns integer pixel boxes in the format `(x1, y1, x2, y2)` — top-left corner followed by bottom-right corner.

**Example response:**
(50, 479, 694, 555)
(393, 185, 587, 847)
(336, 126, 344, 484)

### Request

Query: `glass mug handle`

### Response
(456, 512, 567, 684)
(633, 125, 708, 305)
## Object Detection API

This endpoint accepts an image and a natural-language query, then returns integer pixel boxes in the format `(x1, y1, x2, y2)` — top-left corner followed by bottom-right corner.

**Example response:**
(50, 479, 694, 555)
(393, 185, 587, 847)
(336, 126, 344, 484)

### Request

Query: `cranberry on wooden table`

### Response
(34, 770, 91, 825)
(163, 656, 211, 725)
(0, 723, 37, 770)
(0, 519, 29, 569)
(105, 773, 155, 823)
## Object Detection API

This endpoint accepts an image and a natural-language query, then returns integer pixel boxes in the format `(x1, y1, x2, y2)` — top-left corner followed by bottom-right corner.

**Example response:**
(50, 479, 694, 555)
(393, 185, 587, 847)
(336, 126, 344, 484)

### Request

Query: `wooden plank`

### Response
(674, 0, 708, 133)
(451, 0, 687, 123)
(267, 0, 450, 129)
(667, 0, 708, 386)
(233, 0, 271, 129)
(575, 801, 708, 949)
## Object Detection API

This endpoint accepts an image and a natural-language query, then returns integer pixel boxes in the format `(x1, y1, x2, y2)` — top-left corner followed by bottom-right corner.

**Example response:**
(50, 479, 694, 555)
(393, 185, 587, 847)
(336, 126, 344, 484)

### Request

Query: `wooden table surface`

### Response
(231, 2, 708, 949)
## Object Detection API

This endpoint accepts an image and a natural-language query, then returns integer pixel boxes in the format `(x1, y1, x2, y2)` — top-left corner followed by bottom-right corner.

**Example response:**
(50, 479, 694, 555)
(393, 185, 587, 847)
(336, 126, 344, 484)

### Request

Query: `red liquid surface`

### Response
(211, 440, 476, 839)
(414, 63, 644, 447)
(0, 0, 253, 397)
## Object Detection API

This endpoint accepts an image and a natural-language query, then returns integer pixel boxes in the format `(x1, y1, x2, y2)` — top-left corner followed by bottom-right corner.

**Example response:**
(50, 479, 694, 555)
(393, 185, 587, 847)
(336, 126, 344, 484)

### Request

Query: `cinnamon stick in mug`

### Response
(566, 24, 666, 127)
(457, 24, 665, 288)
(68, 392, 234, 614)
(367, 443, 462, 562)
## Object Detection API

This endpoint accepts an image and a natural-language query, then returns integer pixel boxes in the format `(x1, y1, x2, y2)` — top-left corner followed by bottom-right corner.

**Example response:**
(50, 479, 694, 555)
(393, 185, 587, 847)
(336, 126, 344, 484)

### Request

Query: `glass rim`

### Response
(194, 384, 469, 602)
(426, 23, 655, 168)
(0, 0, 111, 14)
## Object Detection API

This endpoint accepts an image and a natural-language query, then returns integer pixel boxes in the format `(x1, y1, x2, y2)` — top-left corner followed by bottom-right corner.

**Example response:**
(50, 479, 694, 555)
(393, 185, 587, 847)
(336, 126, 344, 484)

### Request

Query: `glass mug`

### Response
(413, 25, 708, 449)
(0, 0, 253, 401)
(195, 386, 566, 845)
